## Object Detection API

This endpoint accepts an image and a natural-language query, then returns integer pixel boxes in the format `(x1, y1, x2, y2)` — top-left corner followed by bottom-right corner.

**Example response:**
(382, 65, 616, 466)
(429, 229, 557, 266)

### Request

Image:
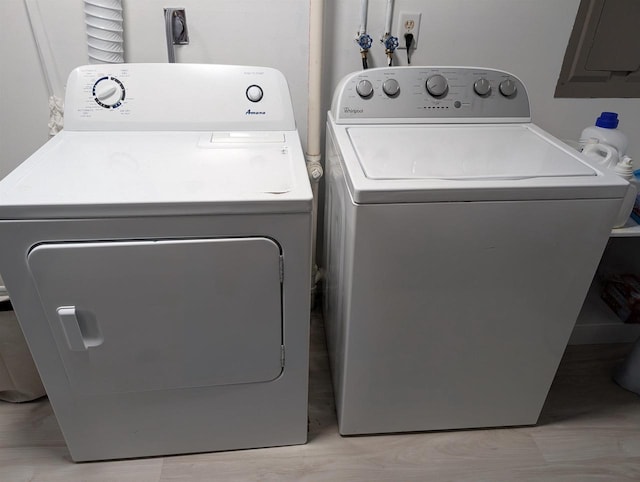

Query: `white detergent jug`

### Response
(579, 112, 635, 228)
(580, 112, 628, 157)
(581, 142, 619, 169)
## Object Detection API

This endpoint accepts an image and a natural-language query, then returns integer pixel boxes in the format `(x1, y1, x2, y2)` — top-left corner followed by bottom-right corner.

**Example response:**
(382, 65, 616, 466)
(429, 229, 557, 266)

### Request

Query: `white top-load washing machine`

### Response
(0, 64, 312, 461)
(324, 66, 628, 435)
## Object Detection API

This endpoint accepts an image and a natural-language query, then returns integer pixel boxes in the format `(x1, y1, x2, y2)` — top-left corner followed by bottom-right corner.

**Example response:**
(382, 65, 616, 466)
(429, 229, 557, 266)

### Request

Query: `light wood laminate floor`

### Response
(1, 312, 639, 481)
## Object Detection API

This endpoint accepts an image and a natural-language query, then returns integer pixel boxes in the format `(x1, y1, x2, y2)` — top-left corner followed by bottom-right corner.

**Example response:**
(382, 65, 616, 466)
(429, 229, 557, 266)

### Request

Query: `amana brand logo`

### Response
(246, 109, 266, 115)
(344, 107, 364, 114)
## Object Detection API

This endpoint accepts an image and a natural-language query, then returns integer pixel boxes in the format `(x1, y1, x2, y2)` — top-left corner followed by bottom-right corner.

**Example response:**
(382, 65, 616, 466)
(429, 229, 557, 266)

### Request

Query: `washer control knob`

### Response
(246, 85, 264, 102)
(382, 78, 400, 97)
(473, 78, 491, 96)
(499, 78, 517, 97)
(356, 79, 374, 98)
(426, 74, 448, 97)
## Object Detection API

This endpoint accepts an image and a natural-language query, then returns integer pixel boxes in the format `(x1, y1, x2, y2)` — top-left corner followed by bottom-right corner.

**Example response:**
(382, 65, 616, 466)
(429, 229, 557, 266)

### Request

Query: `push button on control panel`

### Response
(246, 85, 264, 102)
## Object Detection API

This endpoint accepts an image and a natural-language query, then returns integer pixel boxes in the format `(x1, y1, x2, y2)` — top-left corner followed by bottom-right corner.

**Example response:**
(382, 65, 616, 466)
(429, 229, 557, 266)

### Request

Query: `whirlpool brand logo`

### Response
(246, 109, 266, 115)
(344, 107, 364, 114)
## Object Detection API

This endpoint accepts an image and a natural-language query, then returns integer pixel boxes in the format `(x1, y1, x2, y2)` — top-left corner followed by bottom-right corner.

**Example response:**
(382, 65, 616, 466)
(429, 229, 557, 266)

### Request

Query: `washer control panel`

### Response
(332, 66, 530, 123)
(64, 64, 296, 131)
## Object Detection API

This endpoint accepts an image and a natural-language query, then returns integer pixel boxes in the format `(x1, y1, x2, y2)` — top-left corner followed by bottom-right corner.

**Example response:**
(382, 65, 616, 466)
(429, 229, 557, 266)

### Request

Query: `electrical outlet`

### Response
(397, 12, 421, 50)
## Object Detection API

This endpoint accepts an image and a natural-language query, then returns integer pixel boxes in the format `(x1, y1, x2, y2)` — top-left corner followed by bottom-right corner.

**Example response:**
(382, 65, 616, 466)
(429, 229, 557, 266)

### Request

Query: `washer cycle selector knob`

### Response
(356, 79, 374, 98)
(92, 76, 125, 109)
(382, 78, 400, 97)
(426, 74, 448, 97)
(499, 78, 517, 97)
(246, 85, 264, 102)
(473, 78, 491, 96)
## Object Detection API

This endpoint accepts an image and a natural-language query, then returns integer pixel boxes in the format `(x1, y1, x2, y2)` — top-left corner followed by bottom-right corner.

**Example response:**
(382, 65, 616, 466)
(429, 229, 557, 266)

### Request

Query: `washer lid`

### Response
(333, 122, 628, 203)
(349, 125, 596, 180)
(0, 130, 312, 219)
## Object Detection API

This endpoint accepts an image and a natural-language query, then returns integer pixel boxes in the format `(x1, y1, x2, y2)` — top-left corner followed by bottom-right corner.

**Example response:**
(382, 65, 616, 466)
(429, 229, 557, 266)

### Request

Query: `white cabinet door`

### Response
(28, 237, 283, 394)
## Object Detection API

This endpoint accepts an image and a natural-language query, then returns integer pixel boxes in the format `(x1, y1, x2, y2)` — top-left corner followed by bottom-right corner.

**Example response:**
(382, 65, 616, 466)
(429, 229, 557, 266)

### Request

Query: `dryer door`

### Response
(27, 237, 284, 395)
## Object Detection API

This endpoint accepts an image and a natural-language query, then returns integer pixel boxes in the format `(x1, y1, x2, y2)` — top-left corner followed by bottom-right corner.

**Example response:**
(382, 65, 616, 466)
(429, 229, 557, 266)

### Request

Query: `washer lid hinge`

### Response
(279, 255, 284, 283)
(280, 345, 285, 367)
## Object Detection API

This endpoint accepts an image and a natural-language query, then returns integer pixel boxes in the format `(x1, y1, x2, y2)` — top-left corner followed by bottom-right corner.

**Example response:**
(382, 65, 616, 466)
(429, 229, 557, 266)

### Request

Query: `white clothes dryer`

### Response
(323, 67, 628, 435)
(0, 64, 312, 461)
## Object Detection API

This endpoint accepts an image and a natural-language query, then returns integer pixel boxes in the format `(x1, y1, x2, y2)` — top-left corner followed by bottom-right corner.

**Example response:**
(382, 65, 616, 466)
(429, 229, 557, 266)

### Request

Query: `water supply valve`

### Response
(357, 33, 373, 51)
(383, 34, 399, 52)
(382, 34, 399, 66)
(356, 33, 373, 70)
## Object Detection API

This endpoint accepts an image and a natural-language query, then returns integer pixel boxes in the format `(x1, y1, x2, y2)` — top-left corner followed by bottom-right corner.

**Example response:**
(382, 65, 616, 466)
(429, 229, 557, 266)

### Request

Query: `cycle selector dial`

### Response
(382, 78, 400, 97)
(246, 85, 264, 102)
(473, 78, 491, 96)
(426, 74, 448, 97)
(93, 76, 125, 109)
(499, 78, 517, 97)
(356, 79, 374, 98)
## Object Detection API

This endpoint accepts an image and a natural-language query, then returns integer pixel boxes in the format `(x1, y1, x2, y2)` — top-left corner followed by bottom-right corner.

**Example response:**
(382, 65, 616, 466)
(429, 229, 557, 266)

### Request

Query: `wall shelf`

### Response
(570, 277, 640, 344)
(610, 217, 640, 238)
(570, 227, 640, 345)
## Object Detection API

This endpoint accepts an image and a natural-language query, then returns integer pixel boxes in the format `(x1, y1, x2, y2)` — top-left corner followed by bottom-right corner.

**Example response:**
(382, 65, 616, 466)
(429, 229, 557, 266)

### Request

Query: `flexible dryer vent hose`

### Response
(85, 0, 124, 64)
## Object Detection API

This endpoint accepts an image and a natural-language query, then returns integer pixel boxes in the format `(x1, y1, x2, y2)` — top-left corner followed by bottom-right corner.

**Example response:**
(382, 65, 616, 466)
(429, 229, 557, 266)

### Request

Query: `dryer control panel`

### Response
(332, 67, 530, 124)
(64, 64, 296, 131)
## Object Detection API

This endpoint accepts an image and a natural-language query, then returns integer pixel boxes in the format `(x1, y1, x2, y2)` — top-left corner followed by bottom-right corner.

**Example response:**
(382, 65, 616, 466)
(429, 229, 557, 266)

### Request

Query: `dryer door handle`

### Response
(57, 306, 87, 351)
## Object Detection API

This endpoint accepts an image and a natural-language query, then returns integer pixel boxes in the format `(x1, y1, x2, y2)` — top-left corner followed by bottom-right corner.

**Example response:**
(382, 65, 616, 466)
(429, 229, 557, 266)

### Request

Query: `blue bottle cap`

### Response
(595, 112, 619, 129)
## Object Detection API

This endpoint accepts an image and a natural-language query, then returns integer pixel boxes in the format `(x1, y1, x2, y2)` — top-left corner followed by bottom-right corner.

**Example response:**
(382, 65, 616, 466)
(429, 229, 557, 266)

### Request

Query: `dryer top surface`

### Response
(0, 130, 312, 219)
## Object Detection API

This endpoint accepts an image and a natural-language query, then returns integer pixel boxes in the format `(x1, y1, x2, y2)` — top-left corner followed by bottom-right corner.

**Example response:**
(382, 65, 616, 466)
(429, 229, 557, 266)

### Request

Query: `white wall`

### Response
(2, 0, 639, 177)
(0, 0, 51, 178)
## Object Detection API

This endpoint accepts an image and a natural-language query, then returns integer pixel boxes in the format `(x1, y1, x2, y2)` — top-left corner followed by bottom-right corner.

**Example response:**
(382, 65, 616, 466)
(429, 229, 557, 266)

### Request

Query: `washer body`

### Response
(324, 67, 627, 435)
(0, 64, 312, 461)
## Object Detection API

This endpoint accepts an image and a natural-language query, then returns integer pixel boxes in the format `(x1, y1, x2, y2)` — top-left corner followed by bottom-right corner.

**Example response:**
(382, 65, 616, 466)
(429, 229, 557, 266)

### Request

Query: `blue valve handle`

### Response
(384, 35, 399, 52)
(357, 33, 373, 50)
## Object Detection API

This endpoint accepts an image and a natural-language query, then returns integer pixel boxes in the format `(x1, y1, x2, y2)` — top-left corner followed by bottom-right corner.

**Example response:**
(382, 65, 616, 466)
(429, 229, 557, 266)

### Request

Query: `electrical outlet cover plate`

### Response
(398, 12, 421, 49)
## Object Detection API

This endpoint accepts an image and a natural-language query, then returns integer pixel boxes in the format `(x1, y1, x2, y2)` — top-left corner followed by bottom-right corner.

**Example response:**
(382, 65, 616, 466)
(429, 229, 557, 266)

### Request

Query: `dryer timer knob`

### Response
(93, 77, 125, 109)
